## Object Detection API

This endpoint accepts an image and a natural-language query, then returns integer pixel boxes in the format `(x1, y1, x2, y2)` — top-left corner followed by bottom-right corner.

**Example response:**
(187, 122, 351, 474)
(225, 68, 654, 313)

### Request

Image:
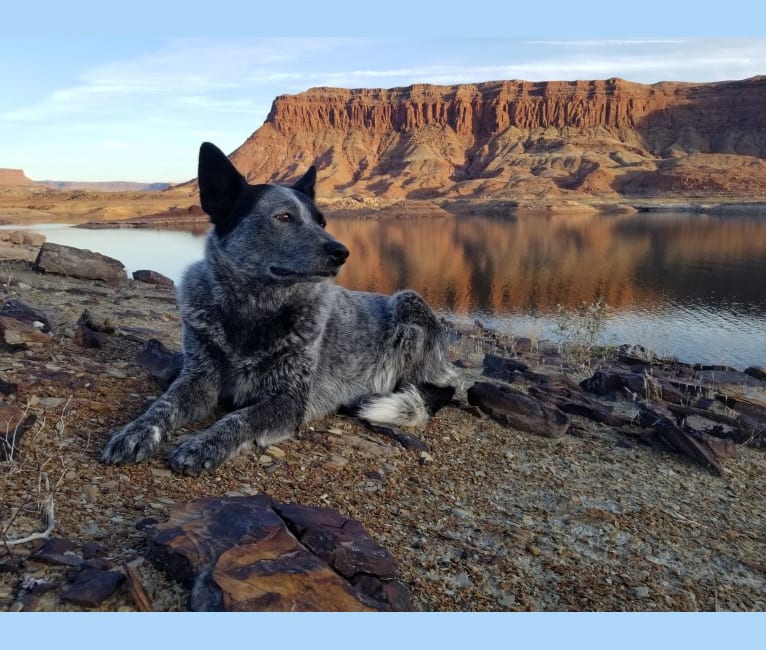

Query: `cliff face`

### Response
(0, 168, 38, 187)
(229, 76, 766, 201)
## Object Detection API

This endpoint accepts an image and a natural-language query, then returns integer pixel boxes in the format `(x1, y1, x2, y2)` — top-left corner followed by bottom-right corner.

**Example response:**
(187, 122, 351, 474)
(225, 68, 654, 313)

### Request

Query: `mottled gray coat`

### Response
(102, 143, 456, 475)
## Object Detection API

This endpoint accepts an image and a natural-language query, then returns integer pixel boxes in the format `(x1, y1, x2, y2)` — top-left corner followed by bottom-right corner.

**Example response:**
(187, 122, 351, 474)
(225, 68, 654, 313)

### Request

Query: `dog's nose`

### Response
(325, 241, 350, 265)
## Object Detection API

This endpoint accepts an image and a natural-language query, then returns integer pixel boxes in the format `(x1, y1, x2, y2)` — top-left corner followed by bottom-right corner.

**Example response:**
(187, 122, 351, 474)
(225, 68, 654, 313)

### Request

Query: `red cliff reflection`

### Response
(328, 211, 766, 315)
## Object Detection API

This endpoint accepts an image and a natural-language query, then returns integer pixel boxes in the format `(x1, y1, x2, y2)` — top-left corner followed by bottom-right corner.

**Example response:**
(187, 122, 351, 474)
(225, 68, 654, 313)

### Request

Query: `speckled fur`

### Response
(101, 142, 456, 475)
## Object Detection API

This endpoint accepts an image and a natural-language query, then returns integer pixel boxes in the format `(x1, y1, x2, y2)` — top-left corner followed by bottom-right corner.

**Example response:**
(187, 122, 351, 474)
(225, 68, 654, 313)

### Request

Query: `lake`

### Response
(3, 211, 766, 367)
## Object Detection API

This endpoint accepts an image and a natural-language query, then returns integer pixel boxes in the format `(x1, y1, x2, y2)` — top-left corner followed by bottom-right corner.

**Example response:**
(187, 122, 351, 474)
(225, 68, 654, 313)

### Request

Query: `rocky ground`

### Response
(1, 256, 765, 612)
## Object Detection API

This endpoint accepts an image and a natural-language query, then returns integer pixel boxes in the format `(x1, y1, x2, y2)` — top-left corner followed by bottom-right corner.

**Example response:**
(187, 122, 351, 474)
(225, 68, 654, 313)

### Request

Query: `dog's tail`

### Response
(355, 383, 455, 427)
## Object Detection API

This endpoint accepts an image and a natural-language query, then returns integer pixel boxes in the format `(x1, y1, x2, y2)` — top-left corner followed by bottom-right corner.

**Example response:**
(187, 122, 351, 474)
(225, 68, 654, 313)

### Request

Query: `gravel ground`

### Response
(1, 261, 764, 611)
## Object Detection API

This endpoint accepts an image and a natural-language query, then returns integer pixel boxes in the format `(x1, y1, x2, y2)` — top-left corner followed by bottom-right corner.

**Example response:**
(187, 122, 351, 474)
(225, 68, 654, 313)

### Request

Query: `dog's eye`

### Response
(274, 213, 292, 223)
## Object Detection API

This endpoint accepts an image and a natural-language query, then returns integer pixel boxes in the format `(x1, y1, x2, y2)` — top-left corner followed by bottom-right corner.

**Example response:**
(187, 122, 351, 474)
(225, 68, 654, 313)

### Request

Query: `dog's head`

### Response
(197, 142, 349, 283)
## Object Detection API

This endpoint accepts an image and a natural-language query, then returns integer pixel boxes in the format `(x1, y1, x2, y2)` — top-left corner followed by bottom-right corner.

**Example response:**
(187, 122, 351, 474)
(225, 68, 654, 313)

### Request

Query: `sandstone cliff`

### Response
(228, 76, 766, 202)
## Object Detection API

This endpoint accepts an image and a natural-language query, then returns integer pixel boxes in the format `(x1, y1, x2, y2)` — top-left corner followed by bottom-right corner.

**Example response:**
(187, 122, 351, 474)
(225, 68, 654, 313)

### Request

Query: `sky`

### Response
(1, 3, 764, 183)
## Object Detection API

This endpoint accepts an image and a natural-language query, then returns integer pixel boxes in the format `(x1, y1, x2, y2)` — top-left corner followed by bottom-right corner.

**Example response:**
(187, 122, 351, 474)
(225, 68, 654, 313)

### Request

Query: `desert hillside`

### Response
(226, 76, 766, 202)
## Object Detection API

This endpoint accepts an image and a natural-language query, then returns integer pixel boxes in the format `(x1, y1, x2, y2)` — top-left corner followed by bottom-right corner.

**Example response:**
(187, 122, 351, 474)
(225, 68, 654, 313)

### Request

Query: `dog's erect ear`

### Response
(293, 166, 317, 200)
(198, 142, 246, 233)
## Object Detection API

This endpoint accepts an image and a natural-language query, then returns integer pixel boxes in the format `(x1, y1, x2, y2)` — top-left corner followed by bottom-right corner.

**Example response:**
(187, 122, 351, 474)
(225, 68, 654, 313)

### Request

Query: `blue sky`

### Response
(1, 3, 764, 183)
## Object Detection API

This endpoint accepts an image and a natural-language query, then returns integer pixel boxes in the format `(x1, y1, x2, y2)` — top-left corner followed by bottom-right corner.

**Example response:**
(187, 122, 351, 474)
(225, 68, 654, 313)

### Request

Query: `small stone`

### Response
(82, 543, 107, 559)
(258, 454, 273, 465)
(31, 538, 83, 567)
(135, 517, 159, 531)
(631, 586, 650, 598)
(452, 572, 473, 588)
(83, 484, 100, 499)
(526, 544, 542, 557)
(499, 593, 516, 607)
(265, 445, 285, 459)
(419, 451, 433, 464)
(74, 323, 107, 349)
(324, 455, 349, 470)
(135, 339, 183, 388)
(106, 368, 127, 379)
(60, 569, 125, 607)
(77, 309, 117, 334)
(39, 397, 66, 409)
(83, 524, 107, 539)
(450, 508, 473, 520)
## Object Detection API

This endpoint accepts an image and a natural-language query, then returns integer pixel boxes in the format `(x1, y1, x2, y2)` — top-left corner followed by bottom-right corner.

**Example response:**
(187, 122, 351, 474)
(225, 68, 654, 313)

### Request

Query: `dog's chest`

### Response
(215, 304, 320, 405)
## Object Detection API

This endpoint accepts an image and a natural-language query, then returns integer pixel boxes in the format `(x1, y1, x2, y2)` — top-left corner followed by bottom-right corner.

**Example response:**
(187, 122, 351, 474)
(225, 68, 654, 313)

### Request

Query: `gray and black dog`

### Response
(101, 142, 457, 475)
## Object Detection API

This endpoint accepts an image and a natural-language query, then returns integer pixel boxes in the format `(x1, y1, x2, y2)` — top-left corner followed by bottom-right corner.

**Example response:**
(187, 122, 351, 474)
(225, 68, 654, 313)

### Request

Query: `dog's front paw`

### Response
(168, 435, 224, 476)
(101, 420, 164, 465)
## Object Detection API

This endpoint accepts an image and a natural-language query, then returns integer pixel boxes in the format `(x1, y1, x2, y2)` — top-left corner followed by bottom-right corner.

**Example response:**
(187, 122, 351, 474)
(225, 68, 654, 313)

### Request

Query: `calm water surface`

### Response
(4, 211, 765, 367)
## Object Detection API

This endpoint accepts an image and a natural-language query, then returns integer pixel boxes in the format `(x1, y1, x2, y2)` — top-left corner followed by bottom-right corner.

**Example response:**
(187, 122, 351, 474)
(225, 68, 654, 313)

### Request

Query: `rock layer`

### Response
(226, 76, 766, 201)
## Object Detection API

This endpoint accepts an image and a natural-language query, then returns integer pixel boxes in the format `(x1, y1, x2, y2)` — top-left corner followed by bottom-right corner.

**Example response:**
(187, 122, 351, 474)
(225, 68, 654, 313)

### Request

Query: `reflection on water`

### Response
(3, 211, 765, 366)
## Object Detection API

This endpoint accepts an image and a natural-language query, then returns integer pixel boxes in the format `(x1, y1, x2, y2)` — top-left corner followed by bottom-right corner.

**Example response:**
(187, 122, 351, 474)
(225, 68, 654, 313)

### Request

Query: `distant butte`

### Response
(221, 76, 766, 204)
(0, 168, 38, 187)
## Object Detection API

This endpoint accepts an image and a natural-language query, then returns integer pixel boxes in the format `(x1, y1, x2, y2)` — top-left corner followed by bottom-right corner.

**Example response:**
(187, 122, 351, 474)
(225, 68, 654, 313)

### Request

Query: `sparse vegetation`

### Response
(554, 299, 613, 375)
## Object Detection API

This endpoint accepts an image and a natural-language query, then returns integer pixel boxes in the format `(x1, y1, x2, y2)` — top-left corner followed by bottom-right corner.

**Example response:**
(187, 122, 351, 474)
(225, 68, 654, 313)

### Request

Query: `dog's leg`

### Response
(101, 371, 219, 465)
(168, 392, 303, 476)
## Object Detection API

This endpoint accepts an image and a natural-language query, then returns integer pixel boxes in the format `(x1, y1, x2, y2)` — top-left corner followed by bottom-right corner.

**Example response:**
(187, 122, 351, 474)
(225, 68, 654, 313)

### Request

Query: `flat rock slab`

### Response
(147, 495, 411, 612)
(467, 381, 569, 437)
(35, 242, 127, 283)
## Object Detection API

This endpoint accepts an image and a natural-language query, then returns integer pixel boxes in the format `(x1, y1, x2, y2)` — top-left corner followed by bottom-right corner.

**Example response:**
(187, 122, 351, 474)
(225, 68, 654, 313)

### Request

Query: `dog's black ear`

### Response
(198, 142, 246, 233)
(293, 165, 317, 200)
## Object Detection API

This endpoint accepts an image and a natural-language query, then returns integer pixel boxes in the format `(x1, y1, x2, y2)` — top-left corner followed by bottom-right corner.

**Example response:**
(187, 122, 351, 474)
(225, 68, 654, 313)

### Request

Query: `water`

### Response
(3, 211, 765, 367)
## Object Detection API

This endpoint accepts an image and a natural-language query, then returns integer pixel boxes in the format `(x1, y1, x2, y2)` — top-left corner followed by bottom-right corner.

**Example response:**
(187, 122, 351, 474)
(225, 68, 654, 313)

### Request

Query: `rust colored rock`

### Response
(35, 242, 127, 283)
(467, 381, 569, 437)
(0, 315, 51, 348)
(147, 496, 410, 612)
(132, 269, 175, 287)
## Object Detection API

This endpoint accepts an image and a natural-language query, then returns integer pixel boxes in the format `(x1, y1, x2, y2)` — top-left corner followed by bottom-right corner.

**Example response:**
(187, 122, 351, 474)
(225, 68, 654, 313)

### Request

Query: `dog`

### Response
(101, 142, 457, 475)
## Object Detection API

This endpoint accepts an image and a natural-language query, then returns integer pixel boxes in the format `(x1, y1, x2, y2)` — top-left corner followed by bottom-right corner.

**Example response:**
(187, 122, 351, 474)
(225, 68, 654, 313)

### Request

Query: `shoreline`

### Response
(18, 197, 766, 230)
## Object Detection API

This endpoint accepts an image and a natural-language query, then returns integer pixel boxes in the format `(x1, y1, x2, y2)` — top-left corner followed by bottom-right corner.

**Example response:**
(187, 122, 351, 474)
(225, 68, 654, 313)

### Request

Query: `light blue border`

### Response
(3, 1, 764, 648)
(1, 1, 764, 36)
(2, 612, 765, 648)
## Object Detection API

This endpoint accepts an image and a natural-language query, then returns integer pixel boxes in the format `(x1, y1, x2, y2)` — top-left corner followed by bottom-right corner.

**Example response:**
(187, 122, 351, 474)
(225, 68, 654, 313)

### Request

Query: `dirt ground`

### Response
(1, 260, 765, 611)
